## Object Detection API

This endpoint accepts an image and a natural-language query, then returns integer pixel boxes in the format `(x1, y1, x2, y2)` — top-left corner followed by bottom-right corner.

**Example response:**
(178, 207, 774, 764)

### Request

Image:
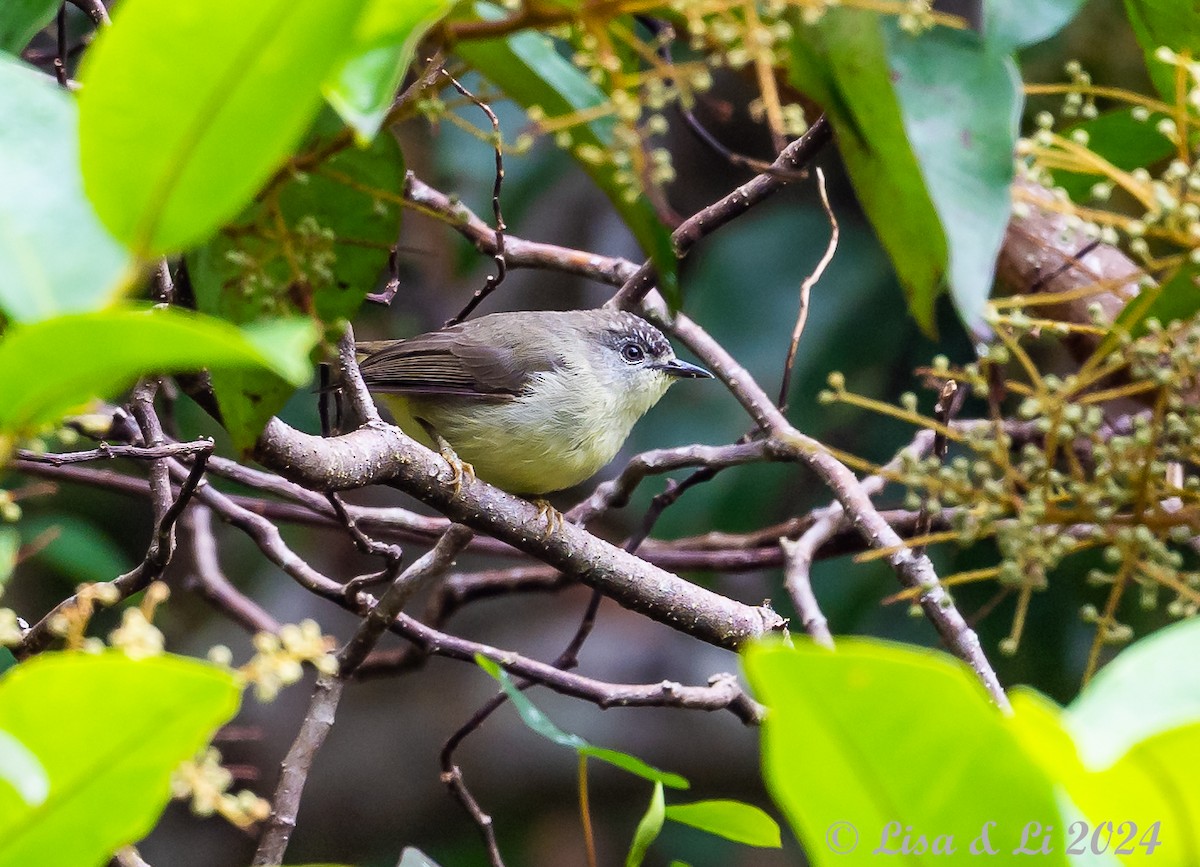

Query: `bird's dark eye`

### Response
(620, 342, 645, 363)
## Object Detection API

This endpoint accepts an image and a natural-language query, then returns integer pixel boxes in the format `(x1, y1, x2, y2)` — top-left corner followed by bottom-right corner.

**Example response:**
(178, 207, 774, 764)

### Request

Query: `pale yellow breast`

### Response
(372, 359, 672, 494)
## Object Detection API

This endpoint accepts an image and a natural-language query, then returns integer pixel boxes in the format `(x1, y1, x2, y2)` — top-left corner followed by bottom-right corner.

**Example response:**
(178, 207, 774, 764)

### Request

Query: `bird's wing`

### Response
(356, 329, 540, 398)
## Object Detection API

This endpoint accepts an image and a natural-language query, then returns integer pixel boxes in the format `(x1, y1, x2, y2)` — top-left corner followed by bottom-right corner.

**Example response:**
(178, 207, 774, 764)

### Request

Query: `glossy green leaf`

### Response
(985, 0, 1087, 52)
(325, 0, 452, 141)
(0, 56, 129, 323)
(664, 800, 781, 848)
(188, 108, 402, 450)
(625, 782, 664, 867)
(455, 3, 680, 307)
(1066, 617, 1200, 769)
(1009, 681, 1200, 863)
(0, 0, 59, 53)
(20, 514, 128, 586)
(788, 10, 947, 332)
(78, 0, 365, 257)
(745, 639, 1068, 865)
(475, 655, 689, 788)
(475, 654, 587, 748)
(0, 308, 317, 434)
(1056, 108, 1175, 201)
(0, 652, 240, 867)
(1124, 0, 1200, 99)
(0, 729, 48, 807)
(885, 22, 1021, 329)
(189, 108, 405, 325)
(579, 746, 688, 789)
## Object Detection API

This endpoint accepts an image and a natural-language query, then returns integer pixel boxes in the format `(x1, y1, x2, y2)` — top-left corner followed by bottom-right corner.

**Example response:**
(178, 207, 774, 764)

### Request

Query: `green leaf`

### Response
(1124, 0, 1200, 99)
(1055, 108, 1175, 202)
(984, 0, 1087, 52)
(0, 528, 19, 594)
(1009, 683, 1200, 863)
(455, 3, 680, 307)
(0, 652, 240, 867)
(625, 781, 665, 867)
(188, 108, 402, 449)
(788, 10, 947, 332)
(475, 654, 689, 789)
(0, 307, 317, 435)
(0, 729, 48, 807)
(1112, 260, 1200, 341)
(0, 0, 59, 53)
(578, 746, 689, 789)
(475, 654, 587, 749)
(0, 56, 130, 323)
(77, 0, 366, 257)
(1066, 617, 1200, 769)
(885, 23, 1021, 329)
(189, 108, 405, 325)
(325, 0, 452, 142)
(397, 849, 444, 867)
(20, 515, 128, 586)
(744, 639, 1068, 865)
(664, 800, 782, 848)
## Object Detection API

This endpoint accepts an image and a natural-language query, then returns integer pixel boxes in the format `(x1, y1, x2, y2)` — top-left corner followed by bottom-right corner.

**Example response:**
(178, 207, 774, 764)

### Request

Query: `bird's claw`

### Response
(419, 419, 474, 496)
(441, 447, 475, 496)
(533, 499, 565, 540)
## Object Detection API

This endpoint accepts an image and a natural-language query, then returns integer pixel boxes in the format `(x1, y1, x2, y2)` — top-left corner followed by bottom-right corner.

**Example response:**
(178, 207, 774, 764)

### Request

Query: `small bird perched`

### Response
(356, 309, 712, 494)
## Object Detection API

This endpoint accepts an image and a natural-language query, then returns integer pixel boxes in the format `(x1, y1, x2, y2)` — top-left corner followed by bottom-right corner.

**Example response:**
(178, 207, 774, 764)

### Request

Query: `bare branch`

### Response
(15, 439, 213, 466)
(567, 440, 780, 525)
(780, 535, 834, 649)
(607, 117, 833, 309)
(251, 674, 344, 866)
(337, 525, 474, 676)
(255, 419, 786, 650)
(182, 506, 282, 635)
(666, 314, 1011, 709)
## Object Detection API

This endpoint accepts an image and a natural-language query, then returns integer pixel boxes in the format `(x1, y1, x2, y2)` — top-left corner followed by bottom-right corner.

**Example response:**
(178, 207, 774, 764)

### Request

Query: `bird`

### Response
(354, 309, 712, 494)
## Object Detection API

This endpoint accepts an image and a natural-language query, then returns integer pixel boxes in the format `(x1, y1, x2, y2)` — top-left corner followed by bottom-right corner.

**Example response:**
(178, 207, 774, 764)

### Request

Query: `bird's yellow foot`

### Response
(439, 444, 475, 496)
(533, 499, 565, 540)
(420, 421, 474, 496)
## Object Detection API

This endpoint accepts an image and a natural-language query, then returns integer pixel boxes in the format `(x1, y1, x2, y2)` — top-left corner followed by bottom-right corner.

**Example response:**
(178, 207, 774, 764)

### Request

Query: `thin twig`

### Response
(779, 166, 838, 409)
(53, 4, 67, 87)
(15, 440, 213, 466)
(15, 446, 212, 658)
(607, 116, 832, 309)
(912, 381, 966, 559)
(442, 71, 507, 326)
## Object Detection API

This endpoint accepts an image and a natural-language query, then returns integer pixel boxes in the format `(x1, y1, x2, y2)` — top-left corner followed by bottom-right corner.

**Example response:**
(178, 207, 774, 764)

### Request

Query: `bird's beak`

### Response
(657, 358, 713, 379)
